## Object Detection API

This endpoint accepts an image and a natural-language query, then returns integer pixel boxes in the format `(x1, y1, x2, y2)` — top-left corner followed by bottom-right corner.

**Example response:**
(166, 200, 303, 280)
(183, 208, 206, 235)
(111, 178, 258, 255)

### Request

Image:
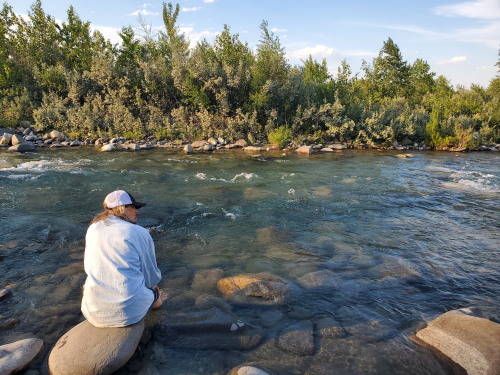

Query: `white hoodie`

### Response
(81, 215, 161, 327)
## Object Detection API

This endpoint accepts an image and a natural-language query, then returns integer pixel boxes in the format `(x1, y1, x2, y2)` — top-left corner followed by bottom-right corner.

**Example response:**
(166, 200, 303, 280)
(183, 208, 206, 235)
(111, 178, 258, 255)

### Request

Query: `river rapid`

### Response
(0, 148, 499, 374)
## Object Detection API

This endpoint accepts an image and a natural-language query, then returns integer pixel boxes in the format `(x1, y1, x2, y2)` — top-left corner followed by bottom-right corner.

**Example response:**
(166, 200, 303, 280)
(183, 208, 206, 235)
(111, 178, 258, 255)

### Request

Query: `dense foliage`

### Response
(1, 1, 498, 148)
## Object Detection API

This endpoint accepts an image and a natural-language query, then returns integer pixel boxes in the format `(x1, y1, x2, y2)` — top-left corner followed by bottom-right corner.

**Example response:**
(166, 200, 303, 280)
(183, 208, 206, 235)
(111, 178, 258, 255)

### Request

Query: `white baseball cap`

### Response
(104, 190, 147, 209)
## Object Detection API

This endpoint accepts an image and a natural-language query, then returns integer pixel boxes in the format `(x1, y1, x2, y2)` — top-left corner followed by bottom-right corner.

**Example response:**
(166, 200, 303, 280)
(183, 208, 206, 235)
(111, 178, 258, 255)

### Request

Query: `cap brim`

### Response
(133, 202, 147, 209)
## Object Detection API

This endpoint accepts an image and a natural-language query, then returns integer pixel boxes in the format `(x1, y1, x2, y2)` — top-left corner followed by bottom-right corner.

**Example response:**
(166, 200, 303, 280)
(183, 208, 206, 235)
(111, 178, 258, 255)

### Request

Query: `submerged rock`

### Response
(0, 338, 44, 375)
(395, 154, 414, 158)
(369, 255, 422, 280)
(48, 319, 144, 375)
(311, 186, 333, 198)
(316, 317, 347, 339)
(0, 288, 12, 300)
(243, 187, 273, 200)
(191, 268, 224, 293)
(412, 307, 500, 375)
(278, 320, 314, 355)
(255, 227, 292, 245)
(0, 317, 20, 330)
(217, 273, 290, 305)
(157, 307, 262, 350)
(229, 365, 272, 375)
(297, 270, 339, 289)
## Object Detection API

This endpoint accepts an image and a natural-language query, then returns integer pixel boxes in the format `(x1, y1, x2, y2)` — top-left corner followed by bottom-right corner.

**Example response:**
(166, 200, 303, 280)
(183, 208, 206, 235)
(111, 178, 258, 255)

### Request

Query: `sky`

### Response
(8, 0, 500, 88)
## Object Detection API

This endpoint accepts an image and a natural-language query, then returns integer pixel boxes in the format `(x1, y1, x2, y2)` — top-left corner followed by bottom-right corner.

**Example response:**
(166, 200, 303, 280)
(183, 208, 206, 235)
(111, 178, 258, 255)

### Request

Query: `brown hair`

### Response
(90, 204, 130, 225)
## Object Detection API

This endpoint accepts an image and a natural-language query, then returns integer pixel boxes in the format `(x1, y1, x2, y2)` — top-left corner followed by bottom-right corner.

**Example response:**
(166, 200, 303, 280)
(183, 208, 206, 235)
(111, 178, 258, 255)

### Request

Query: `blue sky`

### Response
(9, 0, 500, 88)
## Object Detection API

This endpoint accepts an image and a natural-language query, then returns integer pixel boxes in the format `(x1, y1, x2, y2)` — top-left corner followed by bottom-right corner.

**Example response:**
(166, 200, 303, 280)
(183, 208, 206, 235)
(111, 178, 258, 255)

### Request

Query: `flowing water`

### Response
(0, 148, 499, 374)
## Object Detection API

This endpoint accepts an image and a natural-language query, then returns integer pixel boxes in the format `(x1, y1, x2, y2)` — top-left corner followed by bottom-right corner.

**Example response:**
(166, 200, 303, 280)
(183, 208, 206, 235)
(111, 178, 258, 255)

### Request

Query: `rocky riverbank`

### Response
(1, 125, 499, 154)
(3, 271, 500, 375)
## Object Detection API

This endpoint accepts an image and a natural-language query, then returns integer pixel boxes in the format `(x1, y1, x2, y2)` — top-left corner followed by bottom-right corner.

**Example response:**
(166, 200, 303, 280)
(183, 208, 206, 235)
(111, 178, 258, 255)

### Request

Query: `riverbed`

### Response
(0, 148, 498, 374)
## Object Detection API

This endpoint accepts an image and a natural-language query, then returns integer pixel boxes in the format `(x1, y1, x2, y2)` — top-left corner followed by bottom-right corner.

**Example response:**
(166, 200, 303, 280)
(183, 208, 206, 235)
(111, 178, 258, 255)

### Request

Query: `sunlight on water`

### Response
(0, 149, 498, 374)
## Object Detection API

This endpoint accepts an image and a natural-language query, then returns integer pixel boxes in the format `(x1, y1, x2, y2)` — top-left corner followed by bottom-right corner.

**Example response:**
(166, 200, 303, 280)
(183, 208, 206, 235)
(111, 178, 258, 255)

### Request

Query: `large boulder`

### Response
(10, 134, 25, 145)
(0, 338, 44, 375)
(412, 308, 500, 375)
(8, 143, 35, 153)
(191, 140, 207, 149)
(0, 133, 12, 145)
(48, 319, 144, 375)
(330, 143, 346, 150)
(243, 146, 264, 151)
(234, 139, 248, 148)
(99, 144, 115, 152)
(295, 145, 313, 154)
(217, 273, 290, 305)
(49, 130, 65, 140)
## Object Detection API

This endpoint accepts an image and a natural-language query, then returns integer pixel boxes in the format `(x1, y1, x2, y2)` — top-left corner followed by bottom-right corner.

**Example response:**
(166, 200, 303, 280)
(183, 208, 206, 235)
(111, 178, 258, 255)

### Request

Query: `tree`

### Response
(365, 38, 410, 102)
(301, 55, 331, 106)
(58, 6, 95, 72)
(250, 20, 290, 126)
(408, 58, 435, 105)
(161, 1, 190, 102)
(214, 25, 253, 114)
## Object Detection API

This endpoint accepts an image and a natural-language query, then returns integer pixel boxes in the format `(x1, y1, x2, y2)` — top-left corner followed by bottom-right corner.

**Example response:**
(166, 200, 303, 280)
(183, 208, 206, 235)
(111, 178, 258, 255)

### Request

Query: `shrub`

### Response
(33, 92, 67, 133)
(0, 89, 33, 128)
(268, 126, 292, 147)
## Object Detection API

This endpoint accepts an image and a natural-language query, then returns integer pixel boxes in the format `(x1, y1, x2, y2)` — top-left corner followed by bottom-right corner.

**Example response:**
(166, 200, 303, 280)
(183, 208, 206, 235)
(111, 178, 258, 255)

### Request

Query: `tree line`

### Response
(0, 1, 498, 148)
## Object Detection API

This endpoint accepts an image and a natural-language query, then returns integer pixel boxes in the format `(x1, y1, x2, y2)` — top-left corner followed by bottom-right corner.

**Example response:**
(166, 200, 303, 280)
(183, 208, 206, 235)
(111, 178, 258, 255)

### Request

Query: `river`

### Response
(0, 148, 499, 374)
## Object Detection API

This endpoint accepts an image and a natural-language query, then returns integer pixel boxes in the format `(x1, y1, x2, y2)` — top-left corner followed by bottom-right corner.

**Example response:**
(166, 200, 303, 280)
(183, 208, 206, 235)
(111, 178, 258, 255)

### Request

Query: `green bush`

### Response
(268, 126, 292, 147)
(33, 92, 67, 133)
(0, 89, 33, 128)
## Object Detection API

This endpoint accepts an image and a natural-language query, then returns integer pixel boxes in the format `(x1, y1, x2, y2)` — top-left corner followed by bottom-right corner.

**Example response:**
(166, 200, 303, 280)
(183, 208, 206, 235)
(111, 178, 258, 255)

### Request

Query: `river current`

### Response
(0, 148, 499, 374)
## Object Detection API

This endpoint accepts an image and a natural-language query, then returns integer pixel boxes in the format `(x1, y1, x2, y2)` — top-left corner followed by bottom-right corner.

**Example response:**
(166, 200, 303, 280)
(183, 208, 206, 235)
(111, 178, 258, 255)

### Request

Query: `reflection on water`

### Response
(0, 148, 499, 374)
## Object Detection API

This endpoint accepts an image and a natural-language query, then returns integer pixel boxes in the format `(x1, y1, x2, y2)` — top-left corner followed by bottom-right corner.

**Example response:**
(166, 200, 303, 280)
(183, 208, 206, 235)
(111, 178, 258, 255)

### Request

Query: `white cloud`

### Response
(203, 0, 215, 3)
(91, 25, 123, 45)
(182, 7, 202, 12)
(437, 56, 467, 65)
(432, 0, 500, 19)
(271, 27, 287, 33)
(179, 26, 219, 45)
(352, 19, 499, 49)
(128, 9, 159, 16)
(451, 20, 500, 48)
(288, 44, 339, 59)
(343, 50, 377, 57)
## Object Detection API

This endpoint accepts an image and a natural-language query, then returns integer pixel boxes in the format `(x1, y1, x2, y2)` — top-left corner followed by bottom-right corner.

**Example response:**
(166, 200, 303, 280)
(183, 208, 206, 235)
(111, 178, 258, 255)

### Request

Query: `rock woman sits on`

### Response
(81, 190, 162, 327)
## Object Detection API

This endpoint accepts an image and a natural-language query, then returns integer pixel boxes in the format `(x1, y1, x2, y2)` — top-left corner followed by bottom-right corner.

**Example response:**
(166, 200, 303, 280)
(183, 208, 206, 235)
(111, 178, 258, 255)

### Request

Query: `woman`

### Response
(81, 190, 162, 327)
